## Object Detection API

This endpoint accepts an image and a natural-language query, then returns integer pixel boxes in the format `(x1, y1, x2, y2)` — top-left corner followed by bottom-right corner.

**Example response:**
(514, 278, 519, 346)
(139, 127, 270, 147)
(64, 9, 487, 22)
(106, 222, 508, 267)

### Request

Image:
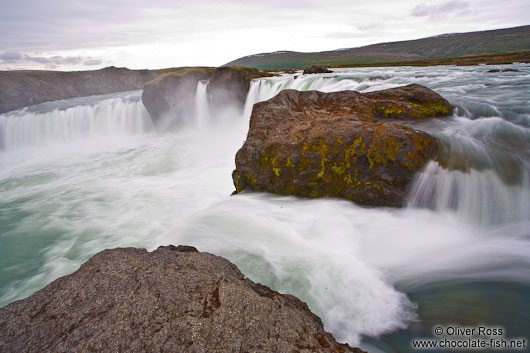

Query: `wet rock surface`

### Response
(303, 66, 332, 74)
(207, 66, 267, 114)
(141, 66, 269, 125)
(0, 245, 363, 353)
(141, 68, 214, 125)
(0, 66, 181, 114)
(233, 84, 453, 207)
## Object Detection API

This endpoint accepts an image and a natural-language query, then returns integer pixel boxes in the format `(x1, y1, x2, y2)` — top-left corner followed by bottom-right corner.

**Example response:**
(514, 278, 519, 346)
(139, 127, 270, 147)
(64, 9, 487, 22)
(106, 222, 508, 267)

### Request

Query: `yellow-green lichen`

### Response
(365, 128, 403, 168)
(375, 99, 453, 119)
(235, 173, 257, 192)
(331, 165, 345, 175)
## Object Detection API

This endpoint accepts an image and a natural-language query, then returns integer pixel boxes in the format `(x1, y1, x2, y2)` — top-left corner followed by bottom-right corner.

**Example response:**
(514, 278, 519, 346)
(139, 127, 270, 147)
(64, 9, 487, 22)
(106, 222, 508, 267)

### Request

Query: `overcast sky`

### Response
(1, 0, 528, 71)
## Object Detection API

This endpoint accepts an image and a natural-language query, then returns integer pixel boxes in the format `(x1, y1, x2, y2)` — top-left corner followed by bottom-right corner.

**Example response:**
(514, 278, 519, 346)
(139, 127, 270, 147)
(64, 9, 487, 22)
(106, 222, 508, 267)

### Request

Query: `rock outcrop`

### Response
(303, 66, 332, 74)
(141, 66, 271, 125)
(0, 245, 363, 353)
(0, 66, 185, 114)
(233, 84, 453, 207)
(141, 67, 214, 125)
(207, 66, 268, 115)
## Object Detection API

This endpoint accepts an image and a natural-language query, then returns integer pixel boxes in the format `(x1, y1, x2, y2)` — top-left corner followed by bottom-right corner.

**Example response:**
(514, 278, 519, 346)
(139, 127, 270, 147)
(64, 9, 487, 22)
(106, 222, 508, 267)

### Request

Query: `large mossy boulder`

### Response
(141, 67, 215, 125)
(233, 84, 454, 207)
(207, 66, 268, 114)
(0, 245, 363, 353)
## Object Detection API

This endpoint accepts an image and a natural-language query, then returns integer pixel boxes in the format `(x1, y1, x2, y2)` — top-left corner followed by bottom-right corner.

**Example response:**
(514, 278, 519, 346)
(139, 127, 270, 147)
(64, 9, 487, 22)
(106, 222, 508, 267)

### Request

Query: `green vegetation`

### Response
(145, 67, 216, 86)
(224, 25, 530, 69)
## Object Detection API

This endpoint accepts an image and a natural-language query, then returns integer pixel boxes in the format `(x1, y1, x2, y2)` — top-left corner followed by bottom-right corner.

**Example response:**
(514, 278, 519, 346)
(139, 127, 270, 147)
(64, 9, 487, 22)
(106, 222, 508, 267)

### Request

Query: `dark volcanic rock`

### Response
(0, 66, 184, 114)
(233, 84, 453, 207)
(141, 68, 214, 125)
(303, 66, 332, 74)
(207, 66, 265, 114)
(0, 246, 363, 353)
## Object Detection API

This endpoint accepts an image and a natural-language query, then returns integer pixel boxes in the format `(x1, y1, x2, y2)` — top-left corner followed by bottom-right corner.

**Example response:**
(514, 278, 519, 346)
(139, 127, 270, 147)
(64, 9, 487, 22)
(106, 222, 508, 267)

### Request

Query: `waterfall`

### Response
(404, 114, 530, 227)
(242, 72, 409, 118)
(0, 92, 153, 150)
(1, 69, 528, 229)
(406, 161, 530, 227)
(244, 72, 530, 228)
(1, 65, 529, 350)
(194, 80, 211, 127)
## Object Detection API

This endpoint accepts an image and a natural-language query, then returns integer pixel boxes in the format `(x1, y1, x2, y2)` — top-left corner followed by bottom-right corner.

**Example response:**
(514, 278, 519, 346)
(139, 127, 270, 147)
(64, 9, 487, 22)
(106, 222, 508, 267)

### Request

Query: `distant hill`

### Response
(225, 25, 530, 69)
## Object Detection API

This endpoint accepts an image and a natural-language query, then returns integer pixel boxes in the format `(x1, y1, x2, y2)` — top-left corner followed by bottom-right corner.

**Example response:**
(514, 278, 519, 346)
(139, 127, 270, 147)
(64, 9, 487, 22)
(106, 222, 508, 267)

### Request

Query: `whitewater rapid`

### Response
(0, 64, 529, 348)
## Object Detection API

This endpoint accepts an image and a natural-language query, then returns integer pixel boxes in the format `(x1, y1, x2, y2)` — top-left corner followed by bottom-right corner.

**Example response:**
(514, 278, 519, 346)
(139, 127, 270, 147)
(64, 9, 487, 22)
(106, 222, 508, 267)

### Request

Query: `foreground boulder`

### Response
(141, 67, 215, 125)
(303, 66, 332, 74)
(0, 245, 362, 353)
(233, 84, 453, 207)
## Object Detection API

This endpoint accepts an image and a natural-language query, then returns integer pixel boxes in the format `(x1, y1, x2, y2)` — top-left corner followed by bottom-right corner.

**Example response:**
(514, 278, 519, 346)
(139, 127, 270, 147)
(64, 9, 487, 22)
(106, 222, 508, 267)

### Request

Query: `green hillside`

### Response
(225, 25, 530, 69)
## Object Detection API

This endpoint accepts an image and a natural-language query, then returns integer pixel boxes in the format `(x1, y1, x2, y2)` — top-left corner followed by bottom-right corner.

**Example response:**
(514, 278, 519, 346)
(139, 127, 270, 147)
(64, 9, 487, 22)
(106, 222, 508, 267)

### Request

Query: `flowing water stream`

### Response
(1, 64, 529, 352)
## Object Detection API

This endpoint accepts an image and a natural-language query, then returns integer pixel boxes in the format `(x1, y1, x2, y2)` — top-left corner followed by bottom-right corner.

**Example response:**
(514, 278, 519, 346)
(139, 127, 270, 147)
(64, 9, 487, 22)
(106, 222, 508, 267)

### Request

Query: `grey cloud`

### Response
(84, 59, 103, 66)
(0, 51, 23, 61)
(0, 0, 321, 53)
(60, 56, 83, 65)
(1, 51, 101, 69)
(411, 0, 470, 19)
(25, 55, 52, 64)
(24, 55, 83, 65)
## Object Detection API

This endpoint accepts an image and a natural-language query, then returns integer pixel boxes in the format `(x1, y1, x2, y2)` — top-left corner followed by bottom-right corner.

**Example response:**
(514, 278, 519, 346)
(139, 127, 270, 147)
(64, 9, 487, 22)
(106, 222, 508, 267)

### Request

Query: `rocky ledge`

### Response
(0, 66, 186, 114)
(207, 66, 269, 115)
(303, 66, 332, 74)
(141, 67, 215, 125)
(233, 84, 453, 207)
(142, 66, 271, 125)
(0, 245, 363, 353)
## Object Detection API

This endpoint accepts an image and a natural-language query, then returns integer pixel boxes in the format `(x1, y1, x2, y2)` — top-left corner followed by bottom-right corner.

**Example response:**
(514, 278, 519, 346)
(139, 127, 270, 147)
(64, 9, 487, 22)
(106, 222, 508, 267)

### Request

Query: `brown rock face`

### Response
(303, 66, 332, 74)
(207, 66, 266, 114)
(141, 68, 214, 125)
(233, 84, 453, 207)
(0, 66, 187, 114)
(0, 246, 363, 353)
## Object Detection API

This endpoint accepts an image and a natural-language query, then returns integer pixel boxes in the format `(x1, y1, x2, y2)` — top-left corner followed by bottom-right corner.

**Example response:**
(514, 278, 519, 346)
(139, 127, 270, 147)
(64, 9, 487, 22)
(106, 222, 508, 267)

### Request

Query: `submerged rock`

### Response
(487, 68, 520, 73)
(141, 67, 215, 125)
(233, 84, 453, 207)
(303, 66, 332, 74)
(0, 246, 363, 353)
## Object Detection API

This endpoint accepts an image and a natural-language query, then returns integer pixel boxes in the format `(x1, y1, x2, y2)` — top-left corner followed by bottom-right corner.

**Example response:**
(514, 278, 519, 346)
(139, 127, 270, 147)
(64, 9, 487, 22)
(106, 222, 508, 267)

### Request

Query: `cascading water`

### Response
(0, 91, 153, 151)
(406, 161, 530, 227)
(0, 65, 529, 351)
(194, 80, 211, 127)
